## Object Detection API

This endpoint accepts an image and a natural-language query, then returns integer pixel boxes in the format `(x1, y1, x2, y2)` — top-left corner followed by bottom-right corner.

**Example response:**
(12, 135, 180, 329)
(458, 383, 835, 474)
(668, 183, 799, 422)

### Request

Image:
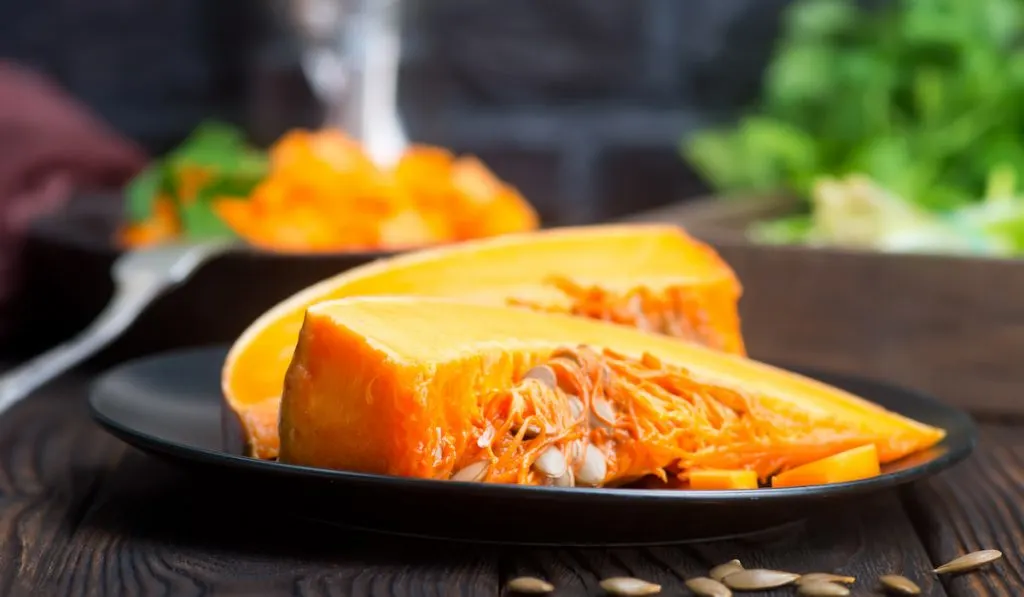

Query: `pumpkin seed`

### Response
(685, 576, 731, 597)
(569, 395, 585, 419)
(514, 422, 549, 439)
(933, 549, 1002, 574)
(524, 365, 558, 390)
(722, 569, 800, 590)
(533, 445, 567, 478)
(551, 467, 575, 488)
(591, 397, 616, 428)
(602, 364, 616, 382)
(477, 425, 496, 448)
(451, 460, 488, 482)
(797, 581, 849, 596)
(599, 577, 661, 596)
(550, 348, 583, 366)
(795, 573, 855, 586)
(878, 574, 920, 595)
(576, 444, 608, 486)
(709, 559, 743, 582)
(506, 576, 554, 594)
(565, 440, 584, 466)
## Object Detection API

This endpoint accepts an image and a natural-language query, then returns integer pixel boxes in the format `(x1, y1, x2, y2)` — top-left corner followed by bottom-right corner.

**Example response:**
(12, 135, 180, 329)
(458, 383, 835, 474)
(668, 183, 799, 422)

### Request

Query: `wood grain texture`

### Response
(905, 422, 1024, 597)
(501, 494, 944, 596)
(0, 365, 1020, 596)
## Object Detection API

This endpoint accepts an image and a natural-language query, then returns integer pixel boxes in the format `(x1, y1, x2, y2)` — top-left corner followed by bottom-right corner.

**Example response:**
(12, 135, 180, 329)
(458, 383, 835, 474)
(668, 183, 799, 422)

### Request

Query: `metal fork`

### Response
(0, 240, 235, 415)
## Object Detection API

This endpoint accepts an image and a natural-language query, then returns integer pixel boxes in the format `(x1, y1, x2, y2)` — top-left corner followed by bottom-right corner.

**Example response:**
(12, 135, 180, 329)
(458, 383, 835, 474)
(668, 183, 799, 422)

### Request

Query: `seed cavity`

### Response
(709, 559, 743, 582)
(506, 576, 554, 594)
(451, 460, 489, 482)
(576, 444, 608, 486)
(685, 576, 731, 597)
(878, 574, 920, 595)
(722, 569, 800, 590)
(533, 445, 567, 478)
(523, 365, 558, 390)
(599, 577, 661, 596)
(933, 549, 1002, 574)
(797, 581, 849, 596)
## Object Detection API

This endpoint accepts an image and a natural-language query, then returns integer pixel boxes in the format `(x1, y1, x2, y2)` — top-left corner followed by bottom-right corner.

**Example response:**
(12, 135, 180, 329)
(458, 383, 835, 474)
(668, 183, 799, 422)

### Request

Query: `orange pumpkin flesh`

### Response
(688, 470, 759, 490)
(771, 444, 881, 488)
(279, 297, 944, 486)
(224, 224, 744, 459)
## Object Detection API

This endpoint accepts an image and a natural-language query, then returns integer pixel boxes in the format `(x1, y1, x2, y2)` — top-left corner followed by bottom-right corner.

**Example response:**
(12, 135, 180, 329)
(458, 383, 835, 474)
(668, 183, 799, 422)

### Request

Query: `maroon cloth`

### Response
(0, 62, 146, 339)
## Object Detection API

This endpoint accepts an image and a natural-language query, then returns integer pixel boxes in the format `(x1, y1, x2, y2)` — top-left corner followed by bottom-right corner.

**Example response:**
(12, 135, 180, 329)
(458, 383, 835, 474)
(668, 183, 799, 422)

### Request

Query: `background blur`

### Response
(0, 0, 790, 226)
(4, 0, 1024, 420)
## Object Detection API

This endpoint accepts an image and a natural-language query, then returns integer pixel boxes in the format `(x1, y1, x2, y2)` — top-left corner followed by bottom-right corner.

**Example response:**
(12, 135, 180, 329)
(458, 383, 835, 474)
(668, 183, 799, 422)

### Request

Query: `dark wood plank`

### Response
(502, 493, 946, 596)
(0, 371, 128, 597)
(0, 370, 500, 597)
(905, 421, 1024, 597)
(41, 451, 500, 597)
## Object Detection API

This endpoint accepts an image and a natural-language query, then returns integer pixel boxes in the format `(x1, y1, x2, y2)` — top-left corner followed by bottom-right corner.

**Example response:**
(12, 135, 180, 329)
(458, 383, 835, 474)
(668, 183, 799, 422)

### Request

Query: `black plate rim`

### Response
(88, 346, 978, 505)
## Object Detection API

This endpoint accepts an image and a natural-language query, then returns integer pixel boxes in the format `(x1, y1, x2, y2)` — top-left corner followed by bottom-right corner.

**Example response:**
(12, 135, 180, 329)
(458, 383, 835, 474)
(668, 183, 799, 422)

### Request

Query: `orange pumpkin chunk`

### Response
(688, 469, 759, 490)
(277, 297, 943, 485)
(771, 444, 881, 488)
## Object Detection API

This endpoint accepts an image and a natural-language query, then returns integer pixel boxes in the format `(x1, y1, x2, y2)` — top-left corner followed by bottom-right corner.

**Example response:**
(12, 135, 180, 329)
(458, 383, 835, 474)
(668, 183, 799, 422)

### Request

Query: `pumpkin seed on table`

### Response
(797, 581, 850, 596)
(795, 573, 855, 586)
(722, 569, 800, 590)
(878, 574, 921, 595)
(708, 559, 743, 582)
(685, 576, 732, 597)
(933, 549, 1003, 574)
(506, 576, 554, 594)
(599, 577, 661, 595)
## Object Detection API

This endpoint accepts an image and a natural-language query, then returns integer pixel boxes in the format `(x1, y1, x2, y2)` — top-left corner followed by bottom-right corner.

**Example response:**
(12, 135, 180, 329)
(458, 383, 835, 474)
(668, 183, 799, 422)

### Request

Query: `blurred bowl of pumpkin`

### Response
(12, 122, 539, 363)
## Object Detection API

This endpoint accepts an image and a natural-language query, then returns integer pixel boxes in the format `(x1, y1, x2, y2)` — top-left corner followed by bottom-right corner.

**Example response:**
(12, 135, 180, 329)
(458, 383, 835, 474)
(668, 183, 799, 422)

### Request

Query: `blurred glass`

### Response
(287, 0, 407, 164)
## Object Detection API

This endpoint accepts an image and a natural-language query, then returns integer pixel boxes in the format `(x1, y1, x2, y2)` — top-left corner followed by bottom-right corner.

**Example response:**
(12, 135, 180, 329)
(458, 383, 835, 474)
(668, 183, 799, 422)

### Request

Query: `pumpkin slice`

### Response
(689, 469, 759, 490)
(279, 297, 945, 486)
(771, 444, 881, 488)
(224, 224, 744, 459)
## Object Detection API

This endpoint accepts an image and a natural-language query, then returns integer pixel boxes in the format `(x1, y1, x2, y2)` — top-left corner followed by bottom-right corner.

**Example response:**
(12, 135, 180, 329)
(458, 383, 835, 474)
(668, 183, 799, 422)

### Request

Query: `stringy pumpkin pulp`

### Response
(465, 346, 882, 486)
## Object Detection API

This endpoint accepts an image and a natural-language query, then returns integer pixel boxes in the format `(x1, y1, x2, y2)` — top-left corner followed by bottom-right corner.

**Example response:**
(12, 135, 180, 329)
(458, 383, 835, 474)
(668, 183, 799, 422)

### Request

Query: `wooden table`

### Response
(0, 363, 1017, 596)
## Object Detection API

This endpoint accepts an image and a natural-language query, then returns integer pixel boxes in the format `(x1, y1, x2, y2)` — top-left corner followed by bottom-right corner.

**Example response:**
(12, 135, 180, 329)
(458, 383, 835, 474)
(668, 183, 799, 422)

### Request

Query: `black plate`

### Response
(89, 346, 977, 546)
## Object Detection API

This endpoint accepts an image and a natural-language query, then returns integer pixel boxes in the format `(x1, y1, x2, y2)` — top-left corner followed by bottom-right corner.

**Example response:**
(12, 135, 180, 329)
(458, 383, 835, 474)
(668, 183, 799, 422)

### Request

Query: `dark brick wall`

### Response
(0, 0, 793, 224)
(402, 0, 792, 224)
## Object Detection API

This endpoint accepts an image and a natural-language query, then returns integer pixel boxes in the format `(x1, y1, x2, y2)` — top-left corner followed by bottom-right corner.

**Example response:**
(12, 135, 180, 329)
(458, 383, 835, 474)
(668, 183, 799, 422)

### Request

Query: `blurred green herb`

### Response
(125, 121, 268, 239)
(683, 0, 1024, 255)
